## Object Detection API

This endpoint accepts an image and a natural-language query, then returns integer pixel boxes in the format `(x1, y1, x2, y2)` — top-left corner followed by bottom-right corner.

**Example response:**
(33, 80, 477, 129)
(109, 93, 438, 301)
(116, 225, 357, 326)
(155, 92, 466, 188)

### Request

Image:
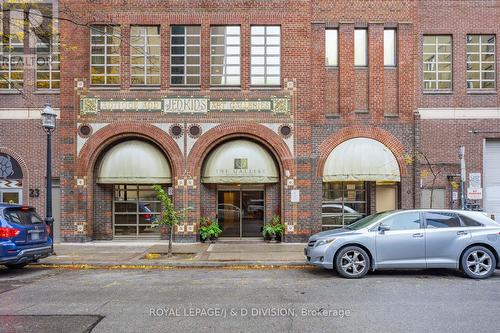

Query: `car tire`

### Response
(334, 246, 370, 279)
(460, 246, 497, 279)
(5, 263, 29, 269)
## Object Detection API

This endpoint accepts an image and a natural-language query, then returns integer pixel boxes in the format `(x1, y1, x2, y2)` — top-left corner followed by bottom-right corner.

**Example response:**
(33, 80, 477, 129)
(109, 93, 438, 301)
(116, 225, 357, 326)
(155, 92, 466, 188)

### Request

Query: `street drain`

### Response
(0, 315, 104, 333)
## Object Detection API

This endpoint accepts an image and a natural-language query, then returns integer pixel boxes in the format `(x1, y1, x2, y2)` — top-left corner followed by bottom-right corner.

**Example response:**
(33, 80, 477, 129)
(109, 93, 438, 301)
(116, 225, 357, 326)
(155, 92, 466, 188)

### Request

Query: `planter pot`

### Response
(263, 233, 273, 242)
(275, 234, 282, 243)
(200, 235, 206, 243)
(209, 235, 218, 243)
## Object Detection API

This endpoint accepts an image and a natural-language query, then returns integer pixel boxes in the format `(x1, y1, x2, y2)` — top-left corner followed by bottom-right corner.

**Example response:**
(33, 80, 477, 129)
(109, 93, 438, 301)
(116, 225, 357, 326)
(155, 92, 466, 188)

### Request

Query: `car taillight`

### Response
(0, 227, 21, 239)
(144, 214, 152, 219)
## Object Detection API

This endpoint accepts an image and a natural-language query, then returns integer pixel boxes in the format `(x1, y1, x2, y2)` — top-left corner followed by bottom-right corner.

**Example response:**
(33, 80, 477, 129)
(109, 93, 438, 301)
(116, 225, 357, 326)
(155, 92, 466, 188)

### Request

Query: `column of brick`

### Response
(368, 23, 385, 121)
(120, 25, 131, 89)
(160, 24, 170, 90)
(200, 22, 211, 90)
(398, 23, 414, 122)
(339, 23, 354, 117)
(310, 22, 326, 123)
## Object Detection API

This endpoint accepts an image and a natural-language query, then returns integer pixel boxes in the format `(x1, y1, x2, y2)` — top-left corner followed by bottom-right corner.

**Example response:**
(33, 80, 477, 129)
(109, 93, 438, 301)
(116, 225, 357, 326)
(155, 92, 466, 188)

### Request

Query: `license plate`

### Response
(30, 232, 40, 240)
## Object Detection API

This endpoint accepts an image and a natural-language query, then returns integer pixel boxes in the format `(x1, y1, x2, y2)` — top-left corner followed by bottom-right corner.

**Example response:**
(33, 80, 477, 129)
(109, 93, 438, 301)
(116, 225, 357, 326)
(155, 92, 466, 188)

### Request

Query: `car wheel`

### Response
(335, 246, 370, 279)
(5, 263, 29, 269)
(461, 246, 497, 279)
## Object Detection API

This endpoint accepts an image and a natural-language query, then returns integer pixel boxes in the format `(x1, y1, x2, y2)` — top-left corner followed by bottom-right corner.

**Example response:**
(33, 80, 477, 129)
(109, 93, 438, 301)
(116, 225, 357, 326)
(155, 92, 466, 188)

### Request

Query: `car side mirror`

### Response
(378, 224, 391, 233)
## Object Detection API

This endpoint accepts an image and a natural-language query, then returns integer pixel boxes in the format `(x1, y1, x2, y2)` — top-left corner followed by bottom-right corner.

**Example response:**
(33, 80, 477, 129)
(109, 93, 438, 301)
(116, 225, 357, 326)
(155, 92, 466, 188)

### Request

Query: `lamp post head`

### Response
(41, 103, 57, 131)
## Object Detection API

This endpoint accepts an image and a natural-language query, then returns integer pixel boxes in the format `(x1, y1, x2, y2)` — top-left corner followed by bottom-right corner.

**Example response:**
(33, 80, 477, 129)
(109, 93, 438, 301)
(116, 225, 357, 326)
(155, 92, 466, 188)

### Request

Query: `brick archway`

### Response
(76, 122, 184, 240)
(317, 126, 408, 178)
(187, 122, 294, 177)
(77, 122, 183, 178)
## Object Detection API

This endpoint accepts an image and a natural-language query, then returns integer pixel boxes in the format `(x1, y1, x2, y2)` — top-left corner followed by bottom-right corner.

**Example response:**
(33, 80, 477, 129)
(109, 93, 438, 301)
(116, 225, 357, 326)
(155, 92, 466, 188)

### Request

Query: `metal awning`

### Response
(202, 140, 279, 183)
(97, 140, 172, 184)
(323, 138, 401, 182)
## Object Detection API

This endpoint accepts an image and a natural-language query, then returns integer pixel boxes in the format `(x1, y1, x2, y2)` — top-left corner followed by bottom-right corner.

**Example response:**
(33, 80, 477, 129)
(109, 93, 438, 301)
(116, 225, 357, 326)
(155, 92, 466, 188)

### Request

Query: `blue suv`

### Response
(0, 203, 52, 269)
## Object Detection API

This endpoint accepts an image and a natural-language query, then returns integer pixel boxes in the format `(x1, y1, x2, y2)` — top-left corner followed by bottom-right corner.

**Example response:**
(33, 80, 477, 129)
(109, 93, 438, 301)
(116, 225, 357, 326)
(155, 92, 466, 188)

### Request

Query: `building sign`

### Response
(469, 173, 481, 189)
(291, 189, 300, 203)
(164, 98, 208, 113)
(210, 100, 272, 112)
(80, 96, 290, 115)
(100, 100, 162, 112)
(234, 158, 248, 170)
(467, 187, 483, 200)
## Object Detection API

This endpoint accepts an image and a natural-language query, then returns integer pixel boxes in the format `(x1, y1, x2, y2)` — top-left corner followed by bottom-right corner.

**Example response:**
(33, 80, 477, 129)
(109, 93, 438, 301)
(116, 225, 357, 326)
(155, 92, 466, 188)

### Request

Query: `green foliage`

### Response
(199, 217, 222, 240)
(152, 185, 184, 228)
(262, 214, 284, 237)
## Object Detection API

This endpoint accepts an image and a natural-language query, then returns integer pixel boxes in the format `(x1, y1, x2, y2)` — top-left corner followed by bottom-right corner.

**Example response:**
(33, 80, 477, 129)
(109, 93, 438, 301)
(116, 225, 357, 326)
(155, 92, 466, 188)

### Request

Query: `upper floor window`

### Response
(354, 29, 367, 67)
(0, 8, 24, 89)
(91, 25, 121, 85)
(384, 29, 396, 67)
(170, 25, 201, 86)
(36, 35, 60, 89)
(211, 26, 240, 86)
(130, 26, 160, 86)
(325, 29, 338, 67)
(251, 25, 281, 86)
(466, 35, 496, 90)
(423, 35, 452, 90)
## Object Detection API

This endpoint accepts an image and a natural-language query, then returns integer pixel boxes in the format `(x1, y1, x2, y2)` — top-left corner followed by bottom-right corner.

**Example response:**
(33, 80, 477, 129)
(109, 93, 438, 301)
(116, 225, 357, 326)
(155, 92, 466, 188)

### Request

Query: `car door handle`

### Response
(457, 230, 468, 236)
(412, 233, 424, 238)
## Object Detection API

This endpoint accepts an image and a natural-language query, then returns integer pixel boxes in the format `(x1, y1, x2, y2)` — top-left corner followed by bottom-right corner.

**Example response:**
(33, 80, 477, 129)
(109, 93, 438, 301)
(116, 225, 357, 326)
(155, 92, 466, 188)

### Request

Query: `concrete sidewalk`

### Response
(37, 241, 308, 268)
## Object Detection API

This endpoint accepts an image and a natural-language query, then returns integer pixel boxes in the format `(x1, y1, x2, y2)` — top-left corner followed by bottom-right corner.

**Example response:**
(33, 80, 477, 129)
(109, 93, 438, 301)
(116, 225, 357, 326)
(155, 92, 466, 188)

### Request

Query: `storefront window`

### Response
(322, 182, 367, 230)
(113, 185, 162, 238)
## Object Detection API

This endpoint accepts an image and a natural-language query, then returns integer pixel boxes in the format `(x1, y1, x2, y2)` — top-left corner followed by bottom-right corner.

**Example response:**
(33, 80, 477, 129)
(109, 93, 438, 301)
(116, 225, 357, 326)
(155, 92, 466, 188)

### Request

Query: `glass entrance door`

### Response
(217, 191, 241, 237)
(242, 191, 264, 237)
(217, 188, 265, 238)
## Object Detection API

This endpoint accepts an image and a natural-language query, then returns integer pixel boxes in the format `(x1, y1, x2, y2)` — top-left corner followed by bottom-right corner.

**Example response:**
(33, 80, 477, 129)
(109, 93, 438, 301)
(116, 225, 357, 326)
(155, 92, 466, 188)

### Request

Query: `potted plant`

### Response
(199, 217, 222, 243)
(262, 215, 284, 243)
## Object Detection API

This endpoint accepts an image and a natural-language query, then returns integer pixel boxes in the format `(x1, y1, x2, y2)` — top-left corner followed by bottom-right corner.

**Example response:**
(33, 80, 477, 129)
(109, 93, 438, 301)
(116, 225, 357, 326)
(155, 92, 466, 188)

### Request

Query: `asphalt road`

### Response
(0, 266, 499, 333)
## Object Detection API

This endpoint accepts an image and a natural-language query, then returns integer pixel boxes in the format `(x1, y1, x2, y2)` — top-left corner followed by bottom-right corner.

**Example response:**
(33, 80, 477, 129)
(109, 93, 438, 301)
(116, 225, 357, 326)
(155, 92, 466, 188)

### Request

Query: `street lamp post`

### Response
(41, 103, 57, 254)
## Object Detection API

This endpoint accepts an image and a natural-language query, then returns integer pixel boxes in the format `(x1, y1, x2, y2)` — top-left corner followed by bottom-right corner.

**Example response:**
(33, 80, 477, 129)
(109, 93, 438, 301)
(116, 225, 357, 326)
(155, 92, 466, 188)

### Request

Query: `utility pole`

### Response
(459, 146, 466, 210)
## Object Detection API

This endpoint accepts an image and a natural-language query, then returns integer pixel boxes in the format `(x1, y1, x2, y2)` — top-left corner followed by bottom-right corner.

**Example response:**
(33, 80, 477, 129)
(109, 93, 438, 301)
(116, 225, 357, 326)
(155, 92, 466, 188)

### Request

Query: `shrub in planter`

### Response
(262, 215, 284, 242)
(199, 217, 222, 243)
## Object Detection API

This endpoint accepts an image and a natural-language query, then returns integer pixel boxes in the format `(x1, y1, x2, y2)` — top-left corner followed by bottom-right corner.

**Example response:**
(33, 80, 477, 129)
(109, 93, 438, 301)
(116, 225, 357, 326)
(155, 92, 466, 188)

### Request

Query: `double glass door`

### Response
(217, 188, 264, 238)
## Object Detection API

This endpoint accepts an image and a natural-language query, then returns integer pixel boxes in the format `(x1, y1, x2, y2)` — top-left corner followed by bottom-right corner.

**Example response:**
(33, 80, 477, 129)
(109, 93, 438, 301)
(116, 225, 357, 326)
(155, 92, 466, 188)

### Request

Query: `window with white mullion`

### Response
(211, 26, 240, 86)
(36, 35, 60, 90)
(91, 25, 121, 85)
(466, 35, 495, 89)
(170, 26, 201, 86)
(422, 35, 452, 90)
(131, 26, 160, 86)
(251, 25, 281, 86)
(0, 30, 24, 89)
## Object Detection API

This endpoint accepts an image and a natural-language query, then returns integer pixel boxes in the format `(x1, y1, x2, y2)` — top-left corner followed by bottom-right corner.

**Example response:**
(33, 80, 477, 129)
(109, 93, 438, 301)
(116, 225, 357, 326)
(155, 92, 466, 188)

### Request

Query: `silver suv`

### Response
(305, 210, 500, 279)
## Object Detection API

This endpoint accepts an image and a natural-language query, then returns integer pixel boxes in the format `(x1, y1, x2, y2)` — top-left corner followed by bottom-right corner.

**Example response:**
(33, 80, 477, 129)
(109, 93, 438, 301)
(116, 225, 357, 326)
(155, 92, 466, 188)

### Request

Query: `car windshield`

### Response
(344, 211, 394, 230)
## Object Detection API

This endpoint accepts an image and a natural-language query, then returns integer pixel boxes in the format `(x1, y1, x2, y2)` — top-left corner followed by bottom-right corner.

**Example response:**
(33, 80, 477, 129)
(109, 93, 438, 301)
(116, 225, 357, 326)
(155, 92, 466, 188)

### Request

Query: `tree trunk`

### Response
(430, 175, 437, 209)
(167, 224, 174, 257)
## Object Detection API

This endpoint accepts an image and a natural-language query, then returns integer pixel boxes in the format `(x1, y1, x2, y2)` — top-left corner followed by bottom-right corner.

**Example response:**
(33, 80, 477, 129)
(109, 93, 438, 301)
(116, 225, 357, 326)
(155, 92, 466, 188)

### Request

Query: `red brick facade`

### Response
(0, 0, 498, 242)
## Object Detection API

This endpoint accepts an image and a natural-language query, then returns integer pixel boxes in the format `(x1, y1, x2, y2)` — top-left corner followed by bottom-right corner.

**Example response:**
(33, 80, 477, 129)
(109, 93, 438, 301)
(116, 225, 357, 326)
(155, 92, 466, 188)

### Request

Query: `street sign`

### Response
(469, 173, 481, 189)
(467, 187, 483, 200)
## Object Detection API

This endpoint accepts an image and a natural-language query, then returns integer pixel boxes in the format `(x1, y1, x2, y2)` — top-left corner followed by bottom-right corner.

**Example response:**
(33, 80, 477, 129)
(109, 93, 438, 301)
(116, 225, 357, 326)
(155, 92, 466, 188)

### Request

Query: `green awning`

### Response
(97, 140, 172, 184)
(323, 138, 401, 182)
(202, 140, 279, 183)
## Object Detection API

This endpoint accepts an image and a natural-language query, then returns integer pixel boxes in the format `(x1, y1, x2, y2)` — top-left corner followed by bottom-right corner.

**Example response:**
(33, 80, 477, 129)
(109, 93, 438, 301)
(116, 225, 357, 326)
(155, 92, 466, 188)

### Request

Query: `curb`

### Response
(32, 260, 311, 270)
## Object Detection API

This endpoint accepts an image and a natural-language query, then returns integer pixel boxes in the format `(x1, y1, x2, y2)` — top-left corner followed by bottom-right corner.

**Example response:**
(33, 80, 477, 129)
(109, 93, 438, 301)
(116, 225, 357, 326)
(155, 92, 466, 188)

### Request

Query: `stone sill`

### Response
(423, 90, 453, 95)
